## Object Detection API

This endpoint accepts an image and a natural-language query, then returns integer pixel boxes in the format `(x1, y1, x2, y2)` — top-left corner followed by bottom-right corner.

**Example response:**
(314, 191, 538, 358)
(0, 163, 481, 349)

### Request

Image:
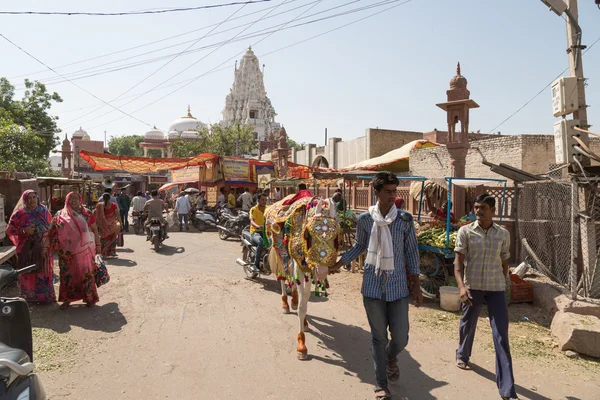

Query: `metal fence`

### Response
(518, 179, 600, 299)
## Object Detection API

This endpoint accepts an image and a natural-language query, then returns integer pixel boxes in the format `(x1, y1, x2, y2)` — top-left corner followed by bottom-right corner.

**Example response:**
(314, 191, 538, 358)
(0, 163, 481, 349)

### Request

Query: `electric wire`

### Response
(0, 1, 272, 16)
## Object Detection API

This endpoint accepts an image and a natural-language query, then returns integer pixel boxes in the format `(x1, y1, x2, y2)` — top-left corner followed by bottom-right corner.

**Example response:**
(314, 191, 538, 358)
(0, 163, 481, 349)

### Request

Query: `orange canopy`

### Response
(79, 150, 219, 174)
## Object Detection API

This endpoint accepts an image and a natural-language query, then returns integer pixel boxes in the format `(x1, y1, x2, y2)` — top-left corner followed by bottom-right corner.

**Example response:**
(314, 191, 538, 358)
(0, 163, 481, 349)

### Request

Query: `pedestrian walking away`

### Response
(332, 171, 423, 400)
(175, 191, 191, 231)
(454, 193, 518, 400)
(118, 188, 131, 231)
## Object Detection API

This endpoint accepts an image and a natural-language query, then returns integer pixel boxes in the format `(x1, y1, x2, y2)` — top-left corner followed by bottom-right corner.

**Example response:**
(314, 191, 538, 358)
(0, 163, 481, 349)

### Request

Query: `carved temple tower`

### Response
(436, 63, 479, 217)
(61, 134, 73, 178)
(221, 46, 280, 154)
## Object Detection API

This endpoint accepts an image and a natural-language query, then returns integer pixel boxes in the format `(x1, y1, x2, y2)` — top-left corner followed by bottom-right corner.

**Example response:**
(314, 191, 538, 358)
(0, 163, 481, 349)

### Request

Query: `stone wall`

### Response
(366, 128, 423, 159)
(335, 136, 367, 168)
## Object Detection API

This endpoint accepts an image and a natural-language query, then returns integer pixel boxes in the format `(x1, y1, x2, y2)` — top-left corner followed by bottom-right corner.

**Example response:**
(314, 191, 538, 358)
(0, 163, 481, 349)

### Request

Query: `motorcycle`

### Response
(147, 217, 166, 252)
(216, 208, 249, 240)
(236, 228, 271, 279)
(131, 211, 145, 235)
(192, 207, 218, 232)
(0, 264, 47, 400)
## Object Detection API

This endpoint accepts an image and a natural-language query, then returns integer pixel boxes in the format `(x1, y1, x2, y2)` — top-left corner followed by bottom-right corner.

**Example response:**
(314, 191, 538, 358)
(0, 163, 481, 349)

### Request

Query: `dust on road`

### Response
(29, 230, 599, 400)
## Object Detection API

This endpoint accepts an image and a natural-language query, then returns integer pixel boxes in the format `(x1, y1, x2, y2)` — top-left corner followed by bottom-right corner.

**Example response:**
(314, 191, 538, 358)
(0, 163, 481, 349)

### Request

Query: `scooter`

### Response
(193, 209, 217, 232)
(0, 264, 47, 400)
(236, 228, 271, 279)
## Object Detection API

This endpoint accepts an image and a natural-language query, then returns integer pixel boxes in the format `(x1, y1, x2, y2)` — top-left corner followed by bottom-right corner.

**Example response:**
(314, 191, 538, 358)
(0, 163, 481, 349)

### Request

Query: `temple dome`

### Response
(449, 62, 467, 89)
(180, 130, 199, 139)
(145, 126, 164, 140)
(168, 130, 181, 139)
(168, 105, 204, 132)
(72, 127, 87, 139)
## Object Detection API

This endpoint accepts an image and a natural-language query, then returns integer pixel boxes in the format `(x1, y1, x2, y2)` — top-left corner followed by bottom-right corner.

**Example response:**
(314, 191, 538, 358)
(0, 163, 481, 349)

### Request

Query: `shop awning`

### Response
(341, 140, 439, 172)
(79, 150, 219, 174)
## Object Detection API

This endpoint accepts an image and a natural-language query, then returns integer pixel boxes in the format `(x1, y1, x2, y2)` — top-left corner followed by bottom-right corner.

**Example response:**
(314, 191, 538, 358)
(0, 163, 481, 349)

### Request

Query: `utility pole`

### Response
(324, 127, 328, 145)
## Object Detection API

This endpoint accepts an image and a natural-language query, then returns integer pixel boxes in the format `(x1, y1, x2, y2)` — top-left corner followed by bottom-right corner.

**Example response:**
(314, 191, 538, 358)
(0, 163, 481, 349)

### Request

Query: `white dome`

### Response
(168, 130, 181, 139)
(180, 130, 199, 139)
(73, 126, 87, 139)
(82, 133, 91, 141)
(168, 105, 204, 132)
(145, 127, 165, 140)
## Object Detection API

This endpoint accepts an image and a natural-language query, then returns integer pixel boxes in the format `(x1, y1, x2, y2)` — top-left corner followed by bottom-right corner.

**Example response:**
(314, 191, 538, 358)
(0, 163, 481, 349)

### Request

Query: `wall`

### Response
(72, 139, 105, 171)
(335, 136, 367, 168)
(366, 128, 423, 159)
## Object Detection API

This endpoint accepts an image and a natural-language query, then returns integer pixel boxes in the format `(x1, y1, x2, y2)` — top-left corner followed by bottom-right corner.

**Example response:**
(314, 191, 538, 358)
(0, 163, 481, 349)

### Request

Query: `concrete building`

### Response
(221, 46, 280, 154)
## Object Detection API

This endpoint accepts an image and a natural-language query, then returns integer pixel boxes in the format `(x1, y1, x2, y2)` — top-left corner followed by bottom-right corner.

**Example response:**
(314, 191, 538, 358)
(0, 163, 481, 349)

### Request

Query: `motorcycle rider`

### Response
(249, 193, 268, 273)
(143, 190, 170, 240)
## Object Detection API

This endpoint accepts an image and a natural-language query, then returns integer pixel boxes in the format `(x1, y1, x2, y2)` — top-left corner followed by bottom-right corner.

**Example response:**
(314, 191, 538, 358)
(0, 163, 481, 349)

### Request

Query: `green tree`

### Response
(287, 137, 304, 150)
(108, 135, 144, 156)
(170, 123, 257, 157)
(0, 118, 56, 175)
(0, 78, 63, 158)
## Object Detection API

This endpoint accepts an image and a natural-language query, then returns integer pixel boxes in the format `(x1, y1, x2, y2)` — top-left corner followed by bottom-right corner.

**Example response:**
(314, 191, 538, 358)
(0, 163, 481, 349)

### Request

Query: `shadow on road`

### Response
(152, 245, 185, 256)
(252, 276, 330, 303)
(469, 364, 550, 400)
(106, 258, 137, 267)
(308, 315, 446, 399)
(31, 301, 127, 334)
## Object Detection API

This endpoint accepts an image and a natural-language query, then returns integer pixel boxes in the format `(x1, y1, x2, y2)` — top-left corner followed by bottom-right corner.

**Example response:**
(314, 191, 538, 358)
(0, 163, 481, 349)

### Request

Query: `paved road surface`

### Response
(32, 230, 598, 399)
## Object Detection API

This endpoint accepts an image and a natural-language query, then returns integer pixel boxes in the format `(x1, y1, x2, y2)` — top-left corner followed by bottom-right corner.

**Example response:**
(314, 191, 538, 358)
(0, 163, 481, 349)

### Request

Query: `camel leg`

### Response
(296, 274, 312, 360)
(280, 280, 290, 314)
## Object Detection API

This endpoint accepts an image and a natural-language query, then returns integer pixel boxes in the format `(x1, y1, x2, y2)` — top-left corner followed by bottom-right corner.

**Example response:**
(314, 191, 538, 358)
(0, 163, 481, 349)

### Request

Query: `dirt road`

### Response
(30, 230, 598, 400)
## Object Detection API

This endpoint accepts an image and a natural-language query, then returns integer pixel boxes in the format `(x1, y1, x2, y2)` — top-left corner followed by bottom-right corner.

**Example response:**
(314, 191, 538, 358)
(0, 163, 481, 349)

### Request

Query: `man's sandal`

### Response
(386, 360, 400, 381)
(456, 357, 470, 370)
(375, 389, 392, 400)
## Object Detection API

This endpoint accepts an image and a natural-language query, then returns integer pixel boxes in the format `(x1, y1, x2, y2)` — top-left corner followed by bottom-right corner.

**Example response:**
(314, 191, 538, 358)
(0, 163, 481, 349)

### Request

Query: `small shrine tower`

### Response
(436, 63, 479, 216)
(60, 134, 73, 178)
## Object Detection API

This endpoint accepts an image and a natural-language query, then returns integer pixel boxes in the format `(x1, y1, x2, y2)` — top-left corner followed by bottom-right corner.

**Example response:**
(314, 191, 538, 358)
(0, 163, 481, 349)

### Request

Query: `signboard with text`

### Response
(222, 157, 251, 184)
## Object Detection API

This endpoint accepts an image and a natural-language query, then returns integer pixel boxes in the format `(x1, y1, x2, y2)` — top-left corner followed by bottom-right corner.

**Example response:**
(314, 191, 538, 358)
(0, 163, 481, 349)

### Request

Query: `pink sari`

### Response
(52, 192, 99, 305)
(7, 190, 56, 303)
(95, 201, 119, 257)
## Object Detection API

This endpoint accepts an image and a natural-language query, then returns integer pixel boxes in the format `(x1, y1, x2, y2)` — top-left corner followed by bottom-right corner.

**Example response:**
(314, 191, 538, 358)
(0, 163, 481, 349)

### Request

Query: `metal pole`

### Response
(566, 0, 590, 164)
(446, 179, 452, 248)
(571, 178, 579, 299)
(418, 180, 424, 222)
(324, 128, 328, 145)
(500, 181, 507, 224)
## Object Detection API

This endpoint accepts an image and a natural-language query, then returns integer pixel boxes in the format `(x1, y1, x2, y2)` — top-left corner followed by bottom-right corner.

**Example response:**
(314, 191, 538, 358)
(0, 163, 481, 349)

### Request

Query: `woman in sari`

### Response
(94, 193, 122, 258)
(50, 192, 101, 309)
(7, 190, 56, 303)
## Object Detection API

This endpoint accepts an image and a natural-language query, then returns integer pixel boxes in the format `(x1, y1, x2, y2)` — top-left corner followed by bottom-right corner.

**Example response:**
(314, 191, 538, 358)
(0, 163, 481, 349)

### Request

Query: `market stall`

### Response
(340, 139, 439, 172)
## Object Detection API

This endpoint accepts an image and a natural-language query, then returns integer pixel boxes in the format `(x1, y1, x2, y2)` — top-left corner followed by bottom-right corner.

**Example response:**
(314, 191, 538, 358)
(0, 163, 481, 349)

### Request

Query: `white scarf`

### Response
(366, 202, 397, 276)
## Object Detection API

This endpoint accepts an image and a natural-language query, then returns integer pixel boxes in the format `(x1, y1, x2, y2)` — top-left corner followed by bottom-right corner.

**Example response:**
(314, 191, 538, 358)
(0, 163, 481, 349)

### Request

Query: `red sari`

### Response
(50, 192, 99, 305)
(6, 190, 56, 303)
(95, 201, 119, 257)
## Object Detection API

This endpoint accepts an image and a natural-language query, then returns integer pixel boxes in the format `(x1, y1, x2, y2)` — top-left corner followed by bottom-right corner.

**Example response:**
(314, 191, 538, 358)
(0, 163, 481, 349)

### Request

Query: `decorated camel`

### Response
(264, 192, 341, 360)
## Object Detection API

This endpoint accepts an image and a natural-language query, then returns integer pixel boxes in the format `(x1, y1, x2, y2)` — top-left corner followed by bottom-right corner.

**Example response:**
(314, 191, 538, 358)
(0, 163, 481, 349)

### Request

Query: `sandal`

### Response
(59, 301, 70, 310)
(375, 389, 391, 400)
(456, 357, 470, 370)
(386, 359, 400, 382)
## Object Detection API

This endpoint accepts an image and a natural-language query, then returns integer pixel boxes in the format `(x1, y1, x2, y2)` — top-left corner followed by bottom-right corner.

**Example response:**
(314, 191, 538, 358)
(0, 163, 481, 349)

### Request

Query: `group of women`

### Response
(6, 190, 122, 309)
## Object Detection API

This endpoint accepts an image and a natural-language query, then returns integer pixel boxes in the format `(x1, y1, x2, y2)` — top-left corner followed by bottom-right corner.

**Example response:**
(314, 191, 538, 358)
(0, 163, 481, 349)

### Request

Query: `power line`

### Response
(84, 0, 411, 132)
(487, 35, 600, 133)
(61, 1, 251, 127)
(0, 1, 272, 16)
(0, 33, 155, 130)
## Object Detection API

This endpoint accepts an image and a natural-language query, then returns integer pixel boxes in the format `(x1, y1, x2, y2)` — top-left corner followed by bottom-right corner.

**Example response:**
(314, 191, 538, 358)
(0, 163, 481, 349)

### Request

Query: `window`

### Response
(249, 110, 257, 119)
(57, 163, 62, 168)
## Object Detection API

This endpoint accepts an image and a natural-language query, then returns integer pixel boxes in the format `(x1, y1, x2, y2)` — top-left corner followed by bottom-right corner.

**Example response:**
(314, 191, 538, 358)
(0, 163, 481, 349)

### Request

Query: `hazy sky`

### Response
(1, 0, 599, 147)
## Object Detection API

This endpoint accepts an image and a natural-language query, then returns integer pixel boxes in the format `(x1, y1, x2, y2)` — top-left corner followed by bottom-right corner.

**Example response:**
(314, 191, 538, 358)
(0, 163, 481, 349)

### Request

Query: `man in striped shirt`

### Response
(332, 172, 422, 400)
(454, 193, 518, 400)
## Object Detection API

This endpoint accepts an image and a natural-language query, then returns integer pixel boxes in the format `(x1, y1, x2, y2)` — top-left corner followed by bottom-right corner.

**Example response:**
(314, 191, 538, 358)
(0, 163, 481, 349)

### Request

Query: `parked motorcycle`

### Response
(131, 211, 145, 235)
(216, 208, 249, 240)
(147, 217, 166, 252)
(192, 208, 218, 232)
(236, 228, 271, 279)
(0, 264, 47, 400)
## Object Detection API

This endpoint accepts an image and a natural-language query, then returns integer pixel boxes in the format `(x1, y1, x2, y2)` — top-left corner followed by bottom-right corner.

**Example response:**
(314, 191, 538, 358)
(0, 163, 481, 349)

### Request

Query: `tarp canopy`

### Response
(341, 140, 439, 172)
(79, 150, 219, 174)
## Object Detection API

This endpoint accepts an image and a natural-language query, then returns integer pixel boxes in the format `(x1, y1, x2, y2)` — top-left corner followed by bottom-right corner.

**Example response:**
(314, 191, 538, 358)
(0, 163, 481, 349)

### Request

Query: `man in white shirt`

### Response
(237, 187, 253, 211)
(217, 187, 226, 207)
(132, 191, 146, 213)
(175, 191, 191, 231)
(274, 188, 282, 201)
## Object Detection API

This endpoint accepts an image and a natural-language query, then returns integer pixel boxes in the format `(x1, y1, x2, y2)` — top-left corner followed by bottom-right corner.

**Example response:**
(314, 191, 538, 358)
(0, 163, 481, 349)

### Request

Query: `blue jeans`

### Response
(251, 232, 263, 268)
(120, 209, 129, 230)
(457, 290, 516, 398)
(178, 213, 189, 230)
(363, 296, 410, 392)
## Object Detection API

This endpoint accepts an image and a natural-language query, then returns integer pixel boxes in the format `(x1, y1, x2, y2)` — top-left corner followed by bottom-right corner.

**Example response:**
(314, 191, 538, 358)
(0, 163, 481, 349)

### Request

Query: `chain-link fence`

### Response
(518, 179, 600, 299)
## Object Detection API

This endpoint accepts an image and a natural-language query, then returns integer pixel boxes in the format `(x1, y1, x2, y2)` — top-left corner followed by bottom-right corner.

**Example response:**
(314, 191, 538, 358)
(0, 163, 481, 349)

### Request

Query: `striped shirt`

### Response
(340, 211, 420, 302)
(454, 221, 510, 291)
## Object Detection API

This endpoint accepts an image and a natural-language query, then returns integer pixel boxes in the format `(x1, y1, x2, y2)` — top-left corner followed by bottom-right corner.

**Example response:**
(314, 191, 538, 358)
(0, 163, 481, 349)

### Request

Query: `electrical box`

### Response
(552, 77, 579, 117)
(554, 119, 580, 164)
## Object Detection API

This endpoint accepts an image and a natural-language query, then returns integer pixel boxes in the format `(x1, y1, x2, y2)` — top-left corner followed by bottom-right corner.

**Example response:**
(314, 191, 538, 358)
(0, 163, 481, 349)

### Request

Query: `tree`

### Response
(170, 123, 257, 158)
(0, 78, 63, 158)
(287, 137, 304, 150)
(0, 118, 57, 175)
(108, 135, 144, 156)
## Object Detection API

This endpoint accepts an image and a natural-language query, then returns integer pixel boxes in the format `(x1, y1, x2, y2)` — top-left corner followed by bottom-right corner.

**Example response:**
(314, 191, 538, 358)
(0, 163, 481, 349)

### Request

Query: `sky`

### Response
(1, 0, 599, 148)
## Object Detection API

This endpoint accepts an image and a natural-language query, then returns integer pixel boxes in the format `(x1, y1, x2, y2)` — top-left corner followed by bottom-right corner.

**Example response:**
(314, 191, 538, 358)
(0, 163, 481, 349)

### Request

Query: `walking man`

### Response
(175, 191, 191, 232)
(332, 171, 423, 400)
(454, 193, 518, 400)
(117, 188, 131, 232)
